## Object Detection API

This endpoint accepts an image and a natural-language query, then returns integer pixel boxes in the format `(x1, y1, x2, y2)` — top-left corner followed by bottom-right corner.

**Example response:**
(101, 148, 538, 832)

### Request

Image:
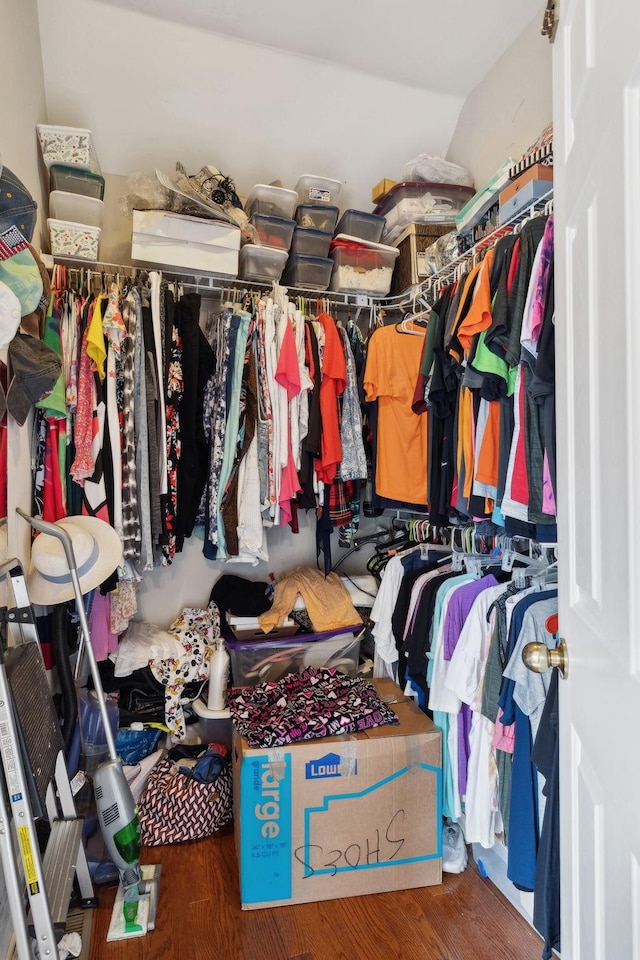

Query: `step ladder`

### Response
(0, 558, 95, 960)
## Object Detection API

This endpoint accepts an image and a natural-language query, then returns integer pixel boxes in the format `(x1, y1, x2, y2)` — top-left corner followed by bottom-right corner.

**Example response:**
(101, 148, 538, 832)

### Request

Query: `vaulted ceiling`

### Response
(96, 0, 544, 97)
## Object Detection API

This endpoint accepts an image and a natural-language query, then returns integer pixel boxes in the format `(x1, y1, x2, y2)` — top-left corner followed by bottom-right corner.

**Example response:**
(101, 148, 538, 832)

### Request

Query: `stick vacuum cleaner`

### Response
(18, 510, 160, 938)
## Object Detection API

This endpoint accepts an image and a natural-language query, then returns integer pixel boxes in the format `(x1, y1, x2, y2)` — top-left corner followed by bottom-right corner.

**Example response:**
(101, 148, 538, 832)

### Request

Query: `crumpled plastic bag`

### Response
(423, 231, 460, 276)
(400, 154, 474, 188)
(114, 619, 185, 677)
(120, 165, 258, 243)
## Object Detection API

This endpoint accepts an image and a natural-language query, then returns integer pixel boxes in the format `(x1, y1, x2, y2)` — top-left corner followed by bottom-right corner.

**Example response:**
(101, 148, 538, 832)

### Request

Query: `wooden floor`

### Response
(88, 825, 544, 960)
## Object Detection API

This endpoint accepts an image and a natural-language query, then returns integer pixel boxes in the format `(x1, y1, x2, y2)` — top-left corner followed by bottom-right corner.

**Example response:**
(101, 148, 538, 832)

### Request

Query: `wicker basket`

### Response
(390, 222, 454, 296)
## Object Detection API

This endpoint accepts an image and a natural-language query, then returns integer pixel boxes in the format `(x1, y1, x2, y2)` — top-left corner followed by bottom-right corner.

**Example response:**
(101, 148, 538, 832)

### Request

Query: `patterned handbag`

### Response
(138, 751, 233, 845)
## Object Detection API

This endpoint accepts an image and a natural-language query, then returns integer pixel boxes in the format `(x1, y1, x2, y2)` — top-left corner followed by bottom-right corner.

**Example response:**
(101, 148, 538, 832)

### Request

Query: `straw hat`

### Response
(27, 516, 123, 605)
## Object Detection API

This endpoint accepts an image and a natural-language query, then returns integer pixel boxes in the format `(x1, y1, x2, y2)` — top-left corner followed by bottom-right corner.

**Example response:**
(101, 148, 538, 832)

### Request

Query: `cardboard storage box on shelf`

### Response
(371, 179, 397, 204)
(499, 162, 553, 206)
(233, 678, 442, 909)
(390, 222, 453, 297)
(498, 179, 552, 225)
(131, 209, 241, 277)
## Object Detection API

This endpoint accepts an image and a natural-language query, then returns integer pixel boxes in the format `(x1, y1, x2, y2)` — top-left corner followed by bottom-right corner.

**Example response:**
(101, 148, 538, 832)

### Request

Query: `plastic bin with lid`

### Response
(239, 244, 288, 282)
(334, 209, 386, 244)
(48, 218, 101, 261)
(295, 203, 339, 233)
(329, 236, 399, 296)
(49, 192, 104, 229)
(49, 164, 105, 200)
(289, 225, 332, 259)
(37, 124, 101, 173)
(281, 254, 332, 291)
(226, 627, 362, 686)
(245, 184, 298, 220)
(294, 174, 341, 206)
(375, 181, 475, 242)
(250, 213, 295, 251)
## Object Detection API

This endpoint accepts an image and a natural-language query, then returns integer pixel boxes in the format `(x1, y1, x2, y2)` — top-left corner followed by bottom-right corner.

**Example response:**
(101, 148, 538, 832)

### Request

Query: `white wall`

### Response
(0, 0, 49, 566)
(34, 0, 465, 625)
(37, 0, 464, 217)
(446, 8, 552, 188)
(1, 0, 48, 243)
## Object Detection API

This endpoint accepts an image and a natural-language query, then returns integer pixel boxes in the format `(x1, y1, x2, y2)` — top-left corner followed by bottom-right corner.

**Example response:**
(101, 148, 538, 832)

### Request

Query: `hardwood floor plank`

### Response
(88, 828, 545, 960)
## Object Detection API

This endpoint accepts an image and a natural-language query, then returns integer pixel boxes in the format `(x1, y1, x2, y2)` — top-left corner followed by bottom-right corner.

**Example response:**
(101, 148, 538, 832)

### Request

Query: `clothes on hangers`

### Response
(369, 543, 559, 950)
(403, 208, 556, 542)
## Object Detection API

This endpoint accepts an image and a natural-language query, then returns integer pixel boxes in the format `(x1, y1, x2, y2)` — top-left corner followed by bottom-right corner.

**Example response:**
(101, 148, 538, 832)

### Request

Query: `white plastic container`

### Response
(245, 184, 298, 220)
(239, 244, 288, 282)
(329, 235, 399, 296)
(294, 174, 341, 206)
(472, 842, 535, 926)
(49, 191, 104, 229)
(48, 218, 101, 260)
(207, 638, 230, 712)
(37, 124, 101, 173)
(131, 209, 241, 278)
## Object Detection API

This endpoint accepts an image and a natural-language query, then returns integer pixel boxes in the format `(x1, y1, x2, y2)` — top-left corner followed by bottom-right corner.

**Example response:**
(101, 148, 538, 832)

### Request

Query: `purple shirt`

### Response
(442, 575, 499, 794)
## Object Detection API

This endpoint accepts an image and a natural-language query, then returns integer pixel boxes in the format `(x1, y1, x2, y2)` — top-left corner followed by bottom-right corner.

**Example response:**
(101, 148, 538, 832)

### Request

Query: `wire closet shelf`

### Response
(46, 187, 553, 312)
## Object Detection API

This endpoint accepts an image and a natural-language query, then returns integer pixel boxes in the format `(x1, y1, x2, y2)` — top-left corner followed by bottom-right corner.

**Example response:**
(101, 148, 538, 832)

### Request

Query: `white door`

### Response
(554, 0, 640, 956)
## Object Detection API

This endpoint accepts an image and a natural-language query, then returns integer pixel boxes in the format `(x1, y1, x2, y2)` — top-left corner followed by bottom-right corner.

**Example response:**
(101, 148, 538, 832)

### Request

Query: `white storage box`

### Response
(294, 174, 341, 205)
(245, 184, 298, 220)
(329, 235, 399, 296)
(48, 218, 101, 261)
(49, 191, 104, 229)
(131, 210, 241, 278)
(37, 124, 101, 173)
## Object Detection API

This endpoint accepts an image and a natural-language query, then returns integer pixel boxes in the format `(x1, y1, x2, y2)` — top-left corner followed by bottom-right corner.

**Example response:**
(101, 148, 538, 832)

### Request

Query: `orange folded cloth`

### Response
(258, 566, 362, 634)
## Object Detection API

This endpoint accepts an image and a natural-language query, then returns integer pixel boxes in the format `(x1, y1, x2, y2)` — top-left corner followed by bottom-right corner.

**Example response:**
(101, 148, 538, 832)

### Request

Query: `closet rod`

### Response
(41, 254, 387, 308)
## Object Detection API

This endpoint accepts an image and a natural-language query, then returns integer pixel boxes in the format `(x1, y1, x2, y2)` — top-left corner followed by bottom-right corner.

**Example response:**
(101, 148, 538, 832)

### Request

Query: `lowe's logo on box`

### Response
(305, 751, 357, 780)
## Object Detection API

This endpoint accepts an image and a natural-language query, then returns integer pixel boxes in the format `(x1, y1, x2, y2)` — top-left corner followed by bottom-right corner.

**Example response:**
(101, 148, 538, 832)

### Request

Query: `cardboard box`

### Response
(498, 179, 552, 225)
(233, 678, 442, 909)
(499, 162, 553, 205)
(371, 178, 397, 204)
(131, 209, 241, 278)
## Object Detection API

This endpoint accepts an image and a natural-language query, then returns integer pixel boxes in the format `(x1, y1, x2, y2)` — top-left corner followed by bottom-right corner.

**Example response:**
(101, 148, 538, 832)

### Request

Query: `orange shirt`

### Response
(364, 325, 428, 504)
(456, 249, 495, 357)
(316, 313, 346, 484)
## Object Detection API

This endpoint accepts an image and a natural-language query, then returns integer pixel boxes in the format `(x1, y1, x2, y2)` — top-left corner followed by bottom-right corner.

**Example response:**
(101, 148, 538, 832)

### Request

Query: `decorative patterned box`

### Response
(48, 218, 101, 261)
(37, 125, 101, 173)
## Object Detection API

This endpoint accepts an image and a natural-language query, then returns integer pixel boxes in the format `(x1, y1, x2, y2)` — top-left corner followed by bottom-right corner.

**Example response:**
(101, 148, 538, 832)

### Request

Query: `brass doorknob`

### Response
(522, 638, 569, 679)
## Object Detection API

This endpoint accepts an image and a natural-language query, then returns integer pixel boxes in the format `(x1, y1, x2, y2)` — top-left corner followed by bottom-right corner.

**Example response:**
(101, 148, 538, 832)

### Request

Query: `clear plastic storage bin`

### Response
(250, 213, 295, 251)
(334, 209, 385, 244)
(282, 254, 333, 291)
(245, 184, 298, 219)
(375, 181, 475, 241)
(295, 203, 339, 233)
(294, 174, 341, 206)
(49, 164, 105, 199)
(48, 218, 101, 261)
(289, 226, 332, 258)
(227, 628, 362, 686)
(49, 192, 104, 229)
(329, 236, 399, 296)
(239, 244, 288, 282)
(37, 124, 101, 173)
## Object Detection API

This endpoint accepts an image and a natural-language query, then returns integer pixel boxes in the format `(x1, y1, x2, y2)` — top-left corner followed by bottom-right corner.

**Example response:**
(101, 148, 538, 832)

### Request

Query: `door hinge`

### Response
(541, 0, 559, 43)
